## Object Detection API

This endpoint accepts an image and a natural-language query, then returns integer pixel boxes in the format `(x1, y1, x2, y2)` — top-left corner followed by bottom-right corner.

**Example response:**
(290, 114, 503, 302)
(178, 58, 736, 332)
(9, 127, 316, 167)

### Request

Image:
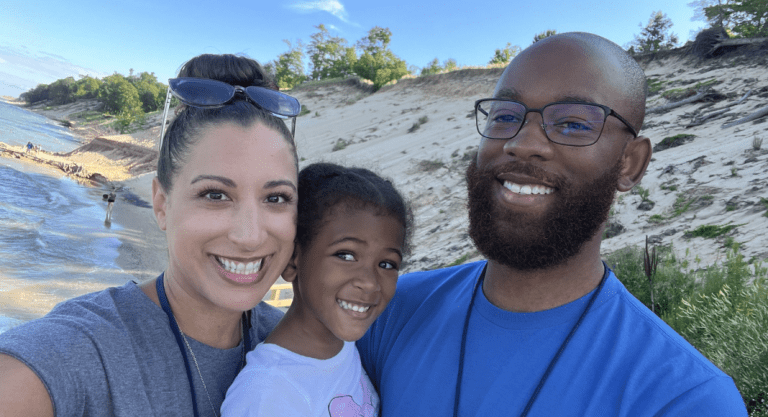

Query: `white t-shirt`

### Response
(222, 341, 379, 417)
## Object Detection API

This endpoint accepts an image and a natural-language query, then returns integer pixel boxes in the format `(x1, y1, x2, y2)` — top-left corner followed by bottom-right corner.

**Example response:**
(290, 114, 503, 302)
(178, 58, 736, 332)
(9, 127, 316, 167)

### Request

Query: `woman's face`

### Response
(153, 122, 297, 314)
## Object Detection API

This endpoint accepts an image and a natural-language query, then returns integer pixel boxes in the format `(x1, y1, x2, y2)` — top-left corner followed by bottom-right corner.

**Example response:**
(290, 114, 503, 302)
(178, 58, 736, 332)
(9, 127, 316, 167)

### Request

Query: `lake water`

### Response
(0, 101, 125, 333)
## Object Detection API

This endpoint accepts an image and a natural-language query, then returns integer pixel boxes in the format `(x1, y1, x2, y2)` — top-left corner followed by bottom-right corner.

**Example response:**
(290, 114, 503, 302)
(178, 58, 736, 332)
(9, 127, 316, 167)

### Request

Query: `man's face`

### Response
(467, 39, 633, 270)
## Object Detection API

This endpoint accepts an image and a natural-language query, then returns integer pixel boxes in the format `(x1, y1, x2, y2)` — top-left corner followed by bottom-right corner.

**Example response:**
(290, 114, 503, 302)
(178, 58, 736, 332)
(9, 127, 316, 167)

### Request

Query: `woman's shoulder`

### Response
(47, 281, 158, 325)
(248, 301, 285, 346)
(1, 281, 160, 346)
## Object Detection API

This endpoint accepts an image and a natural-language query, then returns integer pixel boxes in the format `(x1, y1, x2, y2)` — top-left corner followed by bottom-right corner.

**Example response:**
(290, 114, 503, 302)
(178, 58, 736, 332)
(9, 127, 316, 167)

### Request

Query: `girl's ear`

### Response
(282, 249, 299, 282)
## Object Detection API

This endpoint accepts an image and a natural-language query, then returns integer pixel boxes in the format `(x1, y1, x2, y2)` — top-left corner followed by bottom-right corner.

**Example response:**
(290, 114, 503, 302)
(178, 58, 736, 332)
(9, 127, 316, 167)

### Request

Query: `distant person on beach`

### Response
(104, 191, 116, 223)
(357, 32, 747, 416)
(0, 53, 302, 416)
(25, 141, 33, 153)
(221, 162, 412, 416)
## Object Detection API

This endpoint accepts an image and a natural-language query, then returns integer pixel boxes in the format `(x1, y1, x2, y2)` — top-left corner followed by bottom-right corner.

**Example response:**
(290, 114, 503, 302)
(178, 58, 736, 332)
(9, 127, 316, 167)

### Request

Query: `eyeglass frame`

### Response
(474, 98, 639, 147)
(159, 79, 299, 152)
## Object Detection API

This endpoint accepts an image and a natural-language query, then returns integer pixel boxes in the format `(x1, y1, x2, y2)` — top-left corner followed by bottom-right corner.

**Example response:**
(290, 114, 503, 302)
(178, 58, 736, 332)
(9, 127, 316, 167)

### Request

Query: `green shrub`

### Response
(686, 223, 742, 239)
(653, 134, 696, 152)
(647, 77, 665, 96)
(661, 87, 693, 101)
(332, 139, 348, 151)
(408, 116, 429, 133)
(635, 185, 651, 202)
(416, 159, 444, 172)
(608, 245, 695, 318)
(759, 198, 768, 217)
(671, 194, 695, 217)
(676, 282, 768, 415)
(609, 242, 768, 413)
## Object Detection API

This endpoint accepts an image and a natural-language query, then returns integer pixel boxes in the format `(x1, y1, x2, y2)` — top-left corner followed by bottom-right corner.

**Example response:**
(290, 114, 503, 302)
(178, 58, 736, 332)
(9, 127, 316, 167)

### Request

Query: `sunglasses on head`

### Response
(159, 77, 302, 151)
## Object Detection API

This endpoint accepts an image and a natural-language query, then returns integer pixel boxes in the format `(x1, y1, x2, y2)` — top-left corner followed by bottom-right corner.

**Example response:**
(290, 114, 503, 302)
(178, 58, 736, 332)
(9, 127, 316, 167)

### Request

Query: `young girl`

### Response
(221, 162, 412, 417)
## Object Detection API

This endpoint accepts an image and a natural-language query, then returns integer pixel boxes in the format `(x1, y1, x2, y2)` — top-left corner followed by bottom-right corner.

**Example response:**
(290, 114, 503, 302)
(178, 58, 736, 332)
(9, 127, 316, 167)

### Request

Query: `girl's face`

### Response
(153, 122, 297, 314)
(289, 207, 404, 345)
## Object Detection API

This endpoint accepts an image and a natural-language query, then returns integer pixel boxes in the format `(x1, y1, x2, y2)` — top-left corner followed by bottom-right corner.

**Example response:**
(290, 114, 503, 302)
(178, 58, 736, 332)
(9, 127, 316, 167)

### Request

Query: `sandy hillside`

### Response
(287, 48, 768, 273)
(6, 44, 768, 277)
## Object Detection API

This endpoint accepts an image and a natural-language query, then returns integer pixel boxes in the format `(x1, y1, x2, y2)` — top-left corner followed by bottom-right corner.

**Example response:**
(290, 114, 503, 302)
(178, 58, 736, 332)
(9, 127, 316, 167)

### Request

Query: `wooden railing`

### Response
(264, 283, 293, 308)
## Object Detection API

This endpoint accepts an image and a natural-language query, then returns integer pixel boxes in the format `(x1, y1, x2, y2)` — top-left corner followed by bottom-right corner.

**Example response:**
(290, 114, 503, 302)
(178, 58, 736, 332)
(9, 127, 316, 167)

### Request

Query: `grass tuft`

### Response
(332, 139, 348, 152)
(686, 223, 743, 239)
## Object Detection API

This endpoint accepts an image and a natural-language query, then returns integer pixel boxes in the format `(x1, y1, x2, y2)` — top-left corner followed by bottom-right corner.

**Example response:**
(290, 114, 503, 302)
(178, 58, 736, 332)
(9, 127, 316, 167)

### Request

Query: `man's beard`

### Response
(466, 158, 622, 271)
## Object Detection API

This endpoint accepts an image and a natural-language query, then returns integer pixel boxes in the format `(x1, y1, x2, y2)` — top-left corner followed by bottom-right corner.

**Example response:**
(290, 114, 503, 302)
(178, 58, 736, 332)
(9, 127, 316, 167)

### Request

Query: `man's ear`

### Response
(617, 135, 652, 192)
(152, 177, 168, 231)
(282, 249, 299, 283)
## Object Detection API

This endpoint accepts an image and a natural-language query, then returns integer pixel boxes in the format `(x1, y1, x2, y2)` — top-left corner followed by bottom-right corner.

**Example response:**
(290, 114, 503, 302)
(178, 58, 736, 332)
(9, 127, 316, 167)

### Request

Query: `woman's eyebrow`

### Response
(264, 180, 297, 192)
(191, 175, 236, 188)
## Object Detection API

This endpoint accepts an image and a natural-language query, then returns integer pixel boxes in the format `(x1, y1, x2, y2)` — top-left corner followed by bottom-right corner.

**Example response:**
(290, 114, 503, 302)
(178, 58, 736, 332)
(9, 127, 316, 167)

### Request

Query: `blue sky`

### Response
(0, 0, 706, 98)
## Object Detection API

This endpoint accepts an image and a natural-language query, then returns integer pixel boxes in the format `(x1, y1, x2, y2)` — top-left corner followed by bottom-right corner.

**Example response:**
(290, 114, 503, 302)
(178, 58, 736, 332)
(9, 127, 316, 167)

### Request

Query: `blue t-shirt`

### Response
(358, 261, 746, 416)
(0, 280, 283, 417)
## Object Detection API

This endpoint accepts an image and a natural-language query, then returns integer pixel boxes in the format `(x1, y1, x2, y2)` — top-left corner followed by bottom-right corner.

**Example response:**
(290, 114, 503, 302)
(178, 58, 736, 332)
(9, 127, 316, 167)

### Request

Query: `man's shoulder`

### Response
(372, 261, 486, 329)
(396, 260, 486, 295)
(601, 271, 734, 382)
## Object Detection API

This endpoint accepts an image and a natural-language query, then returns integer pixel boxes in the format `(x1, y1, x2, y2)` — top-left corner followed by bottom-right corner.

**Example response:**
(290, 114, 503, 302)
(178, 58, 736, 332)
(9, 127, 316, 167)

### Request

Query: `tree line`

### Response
(21, 70, 168, 132)
(265, 26, 561, 90)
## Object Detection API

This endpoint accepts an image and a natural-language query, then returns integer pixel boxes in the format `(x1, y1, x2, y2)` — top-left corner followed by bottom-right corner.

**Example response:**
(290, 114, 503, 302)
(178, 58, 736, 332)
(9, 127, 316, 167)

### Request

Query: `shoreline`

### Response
(1, 102, 168, 321)
(1, 103, 288, 323)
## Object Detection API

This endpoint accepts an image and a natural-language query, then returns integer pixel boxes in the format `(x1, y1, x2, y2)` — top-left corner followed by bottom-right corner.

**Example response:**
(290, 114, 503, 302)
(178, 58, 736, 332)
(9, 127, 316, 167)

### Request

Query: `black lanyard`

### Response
(453, 264, 607, 417)
(156, 274, 251, 417)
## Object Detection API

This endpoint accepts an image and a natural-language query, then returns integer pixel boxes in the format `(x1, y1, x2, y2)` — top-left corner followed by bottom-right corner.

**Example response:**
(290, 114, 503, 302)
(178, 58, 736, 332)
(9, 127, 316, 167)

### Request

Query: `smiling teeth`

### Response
(503, 181, 554, 195)
(217, 256, 263, 274)
(337, 300, 370, 313)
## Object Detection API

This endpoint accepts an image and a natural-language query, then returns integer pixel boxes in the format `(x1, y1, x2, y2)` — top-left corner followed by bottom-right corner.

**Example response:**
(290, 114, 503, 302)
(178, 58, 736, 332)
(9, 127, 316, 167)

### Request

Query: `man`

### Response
(357, 33, 746, 416)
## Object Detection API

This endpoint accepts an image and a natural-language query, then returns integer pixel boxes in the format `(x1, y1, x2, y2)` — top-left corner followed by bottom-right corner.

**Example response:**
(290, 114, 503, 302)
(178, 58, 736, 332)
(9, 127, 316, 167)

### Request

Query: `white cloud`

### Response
(0, 46, 108, 98)
(288, 0, 352, 24)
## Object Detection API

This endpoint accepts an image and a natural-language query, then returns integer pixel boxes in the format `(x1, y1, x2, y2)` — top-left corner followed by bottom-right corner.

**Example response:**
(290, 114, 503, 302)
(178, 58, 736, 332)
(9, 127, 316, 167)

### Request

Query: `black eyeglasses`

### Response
(159, 77, 302, 151)
(475, 99, 638, 147)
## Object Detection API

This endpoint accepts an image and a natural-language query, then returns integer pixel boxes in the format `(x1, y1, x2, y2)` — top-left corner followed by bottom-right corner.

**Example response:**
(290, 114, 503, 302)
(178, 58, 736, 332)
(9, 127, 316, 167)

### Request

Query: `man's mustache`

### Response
(483, 160, 567, 190)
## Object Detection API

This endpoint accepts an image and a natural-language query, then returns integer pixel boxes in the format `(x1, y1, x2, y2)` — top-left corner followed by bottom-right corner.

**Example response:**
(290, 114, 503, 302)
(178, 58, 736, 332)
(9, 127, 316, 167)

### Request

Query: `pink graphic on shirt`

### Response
(327, 375, 378, 416)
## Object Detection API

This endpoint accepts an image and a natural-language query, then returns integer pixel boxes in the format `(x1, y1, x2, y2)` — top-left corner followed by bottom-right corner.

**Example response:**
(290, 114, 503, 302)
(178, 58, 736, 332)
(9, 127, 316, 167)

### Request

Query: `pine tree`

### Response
(631, 11, 680, 53)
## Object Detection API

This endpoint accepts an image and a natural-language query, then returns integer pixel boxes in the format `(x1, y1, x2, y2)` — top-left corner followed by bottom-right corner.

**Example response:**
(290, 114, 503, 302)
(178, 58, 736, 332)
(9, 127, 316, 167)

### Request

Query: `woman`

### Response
(0, 54, 301, 417)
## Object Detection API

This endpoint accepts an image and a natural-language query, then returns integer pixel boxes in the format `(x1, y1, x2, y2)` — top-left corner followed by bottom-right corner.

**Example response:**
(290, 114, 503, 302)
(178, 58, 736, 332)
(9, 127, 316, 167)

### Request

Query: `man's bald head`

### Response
(506, 32, 647, 132)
